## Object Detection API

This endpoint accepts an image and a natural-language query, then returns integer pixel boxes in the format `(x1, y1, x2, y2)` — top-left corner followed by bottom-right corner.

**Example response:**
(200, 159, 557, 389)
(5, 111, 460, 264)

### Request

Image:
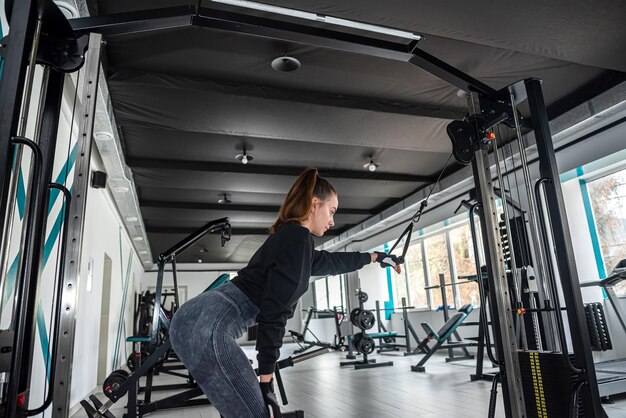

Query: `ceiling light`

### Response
(53, 1, 80, 19)
(211, 0, 421, 40)
(133, 236, 144, 241)
(197, 258, 203, 263)
(235, 147, 254, 164)
(139, 250, 148, 255)
(271, 56, 301, 73)
(114, 186, 129, 193)
(94, 131, 113, 142)
(218, 193, 232, 204)
(125, 216, 138, 222)
(364, 158, 380, 172)
(144, 260, 151, 264)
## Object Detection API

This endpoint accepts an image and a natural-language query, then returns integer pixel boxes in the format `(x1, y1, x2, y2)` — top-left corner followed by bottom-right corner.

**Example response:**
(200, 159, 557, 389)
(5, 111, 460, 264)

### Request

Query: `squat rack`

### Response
(0, 1, 604, 417)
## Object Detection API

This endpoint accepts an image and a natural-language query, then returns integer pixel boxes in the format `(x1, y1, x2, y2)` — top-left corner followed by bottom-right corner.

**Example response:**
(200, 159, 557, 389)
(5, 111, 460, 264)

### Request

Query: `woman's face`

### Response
(308, 194, 338, 237)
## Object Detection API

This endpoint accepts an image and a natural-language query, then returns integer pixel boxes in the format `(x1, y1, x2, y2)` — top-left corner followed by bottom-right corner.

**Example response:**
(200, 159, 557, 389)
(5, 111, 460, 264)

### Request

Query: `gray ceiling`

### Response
(83, 0, 626, 263)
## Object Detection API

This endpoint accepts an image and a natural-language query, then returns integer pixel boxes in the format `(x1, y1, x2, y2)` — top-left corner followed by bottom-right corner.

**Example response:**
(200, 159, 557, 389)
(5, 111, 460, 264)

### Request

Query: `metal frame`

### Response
(469, 93, 526, 416)
(68, 5, 497, 99)
(52, 33, 102, 417)
(0, 2, 605, 417)
(0, 0, 36, 251)
(525, 78, 603, 417)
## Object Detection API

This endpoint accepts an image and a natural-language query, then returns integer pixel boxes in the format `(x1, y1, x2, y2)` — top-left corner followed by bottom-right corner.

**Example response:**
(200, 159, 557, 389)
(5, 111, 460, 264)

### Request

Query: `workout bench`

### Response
(411, 304, 477, 372)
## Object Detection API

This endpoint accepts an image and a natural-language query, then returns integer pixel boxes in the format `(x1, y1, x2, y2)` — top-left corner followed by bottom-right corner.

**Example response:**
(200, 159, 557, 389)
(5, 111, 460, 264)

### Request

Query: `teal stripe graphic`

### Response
(36, 299, 52, 381)
(2, 143, 77, 310)
(17, 171, 26, 219)
(383, 243, 394, 320)
(48, 144, 77, 213)
(2, 138, 78, 386)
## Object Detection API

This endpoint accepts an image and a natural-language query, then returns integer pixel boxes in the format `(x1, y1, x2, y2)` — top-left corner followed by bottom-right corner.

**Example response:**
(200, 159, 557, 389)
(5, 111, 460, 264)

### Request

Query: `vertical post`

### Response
(445, 230, 460, 308)
(52, 33, 102, 418)
(0, 0, 36, 260)
(439, 273, 454, 359)
(402, 297, 412, 353)
(525, 78, 603, 417)
(469, 92, 525, 418)
(15, 68, 65, 416)
(171, 257, 180, 311)
(150, 259, 166, 347)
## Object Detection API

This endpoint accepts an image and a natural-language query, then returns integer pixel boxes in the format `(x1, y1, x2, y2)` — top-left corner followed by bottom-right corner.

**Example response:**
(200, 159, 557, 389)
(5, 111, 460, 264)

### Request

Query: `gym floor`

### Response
(72, 344, 626, 418)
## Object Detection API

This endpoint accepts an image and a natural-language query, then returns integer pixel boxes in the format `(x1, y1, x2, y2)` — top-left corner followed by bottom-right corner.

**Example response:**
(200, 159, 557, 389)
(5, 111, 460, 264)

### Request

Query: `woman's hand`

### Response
(260, 373, 273, 383)
(372, 252, 402, 274)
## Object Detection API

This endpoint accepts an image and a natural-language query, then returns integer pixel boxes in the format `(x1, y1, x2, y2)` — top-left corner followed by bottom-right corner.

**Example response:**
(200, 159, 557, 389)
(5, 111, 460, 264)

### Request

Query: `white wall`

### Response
(69, 154, 145, 410)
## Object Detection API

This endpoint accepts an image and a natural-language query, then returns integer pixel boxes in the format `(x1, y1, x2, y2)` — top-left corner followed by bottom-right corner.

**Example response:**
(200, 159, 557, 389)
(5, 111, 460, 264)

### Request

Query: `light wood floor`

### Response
(73, 344, 626, 417)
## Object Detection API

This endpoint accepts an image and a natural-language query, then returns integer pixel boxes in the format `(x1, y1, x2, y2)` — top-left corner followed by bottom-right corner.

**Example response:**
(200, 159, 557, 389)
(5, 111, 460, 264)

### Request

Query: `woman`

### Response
(169, 168, 401, 418)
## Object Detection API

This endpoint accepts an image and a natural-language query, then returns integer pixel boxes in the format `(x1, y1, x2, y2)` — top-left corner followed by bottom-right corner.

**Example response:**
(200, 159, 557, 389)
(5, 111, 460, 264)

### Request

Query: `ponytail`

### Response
(270, 168, 336, 234)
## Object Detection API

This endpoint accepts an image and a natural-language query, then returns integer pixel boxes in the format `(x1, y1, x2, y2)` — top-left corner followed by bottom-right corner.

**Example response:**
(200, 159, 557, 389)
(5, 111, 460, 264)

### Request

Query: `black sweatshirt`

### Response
(231, 222, 371, 374)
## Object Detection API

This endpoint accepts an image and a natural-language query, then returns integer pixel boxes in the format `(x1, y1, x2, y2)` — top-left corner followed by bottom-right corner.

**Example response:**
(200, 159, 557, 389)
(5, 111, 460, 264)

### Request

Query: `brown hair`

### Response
(270, 168, 336, 234)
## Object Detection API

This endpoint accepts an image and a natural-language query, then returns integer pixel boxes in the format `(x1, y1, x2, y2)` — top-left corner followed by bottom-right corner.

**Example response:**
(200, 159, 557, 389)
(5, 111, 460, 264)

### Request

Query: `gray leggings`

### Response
(169, 281, 269, 418)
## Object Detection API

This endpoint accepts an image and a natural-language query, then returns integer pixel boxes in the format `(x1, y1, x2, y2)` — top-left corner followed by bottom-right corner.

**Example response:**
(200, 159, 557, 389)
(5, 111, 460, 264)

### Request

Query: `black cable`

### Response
(387, 153, 454, 259)
(409, 153, 454, 224)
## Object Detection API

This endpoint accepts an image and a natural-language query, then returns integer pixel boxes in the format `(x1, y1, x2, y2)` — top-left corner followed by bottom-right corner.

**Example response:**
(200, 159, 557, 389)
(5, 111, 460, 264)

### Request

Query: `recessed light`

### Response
(271, 56, 301, 73)
(133, 236, 143, 241)
(139, 250, 148, 255)
(197, 258, 203, 263)
(126, 216, 138, 222)
(114, 186, 129, 193)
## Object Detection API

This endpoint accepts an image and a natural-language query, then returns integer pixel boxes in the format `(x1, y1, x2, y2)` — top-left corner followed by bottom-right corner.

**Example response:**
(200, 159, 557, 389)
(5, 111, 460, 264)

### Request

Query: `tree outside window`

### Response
(426, 233, 454, 309)
(450, 223, 480, 306)
(588, 169, 626, 295)
(404, 241, 429, 309)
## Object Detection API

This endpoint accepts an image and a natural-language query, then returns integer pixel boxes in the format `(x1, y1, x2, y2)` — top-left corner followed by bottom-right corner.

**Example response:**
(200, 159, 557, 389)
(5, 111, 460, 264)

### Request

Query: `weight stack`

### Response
(518, 351, 584, 418)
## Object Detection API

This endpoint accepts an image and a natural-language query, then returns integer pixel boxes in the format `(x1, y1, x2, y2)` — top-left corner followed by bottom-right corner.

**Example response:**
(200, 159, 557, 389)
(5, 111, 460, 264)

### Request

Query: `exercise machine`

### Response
(289, 306, 345, 354)
(581, 260, 626, 399)
(81, 218, 232, 418)
(410, 304, 475, 372)
(372, 298, 428, 355)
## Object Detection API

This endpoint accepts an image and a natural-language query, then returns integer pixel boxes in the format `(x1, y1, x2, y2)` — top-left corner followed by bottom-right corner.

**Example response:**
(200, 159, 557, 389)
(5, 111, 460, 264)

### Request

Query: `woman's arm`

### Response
(311, 250, 372, 276)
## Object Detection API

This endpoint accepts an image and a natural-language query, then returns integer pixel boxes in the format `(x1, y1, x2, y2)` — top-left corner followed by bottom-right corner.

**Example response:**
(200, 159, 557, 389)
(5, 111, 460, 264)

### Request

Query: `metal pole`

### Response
(0, 16, 41, 322)
(52, 33, 103, 417)
(524, 78, 603, 418)
(16, 68, 66, 417)
(492, 134, 528, 350)
(509, 91, 558, 351)
(468, 91, 525, 418)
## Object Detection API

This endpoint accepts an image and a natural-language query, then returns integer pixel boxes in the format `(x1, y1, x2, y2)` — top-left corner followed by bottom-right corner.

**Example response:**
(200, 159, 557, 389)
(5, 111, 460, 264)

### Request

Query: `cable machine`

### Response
(0, 1, 94, 417)
(0, 1, 607, 417)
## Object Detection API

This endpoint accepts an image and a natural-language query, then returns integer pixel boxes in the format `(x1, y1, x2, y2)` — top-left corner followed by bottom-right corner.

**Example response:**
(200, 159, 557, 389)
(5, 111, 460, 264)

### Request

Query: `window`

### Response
(313, 279, 328, 310)
(327, 275, 344, 310)
(313, 275, 346, 311)
(587, 168, 626, 294)
(449, 223, 480, 306)
(404, 242, 429, 309)
(425, 233, 454, 309)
